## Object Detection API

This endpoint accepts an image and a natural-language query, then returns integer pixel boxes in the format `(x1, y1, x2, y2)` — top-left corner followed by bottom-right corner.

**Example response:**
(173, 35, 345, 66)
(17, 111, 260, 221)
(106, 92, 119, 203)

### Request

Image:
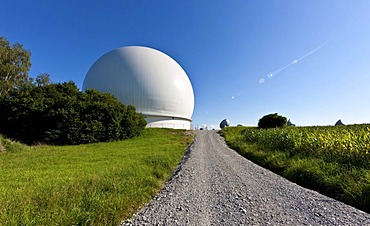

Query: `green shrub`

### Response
(0, 82, 146, 145)
(258, 113, 287, 129)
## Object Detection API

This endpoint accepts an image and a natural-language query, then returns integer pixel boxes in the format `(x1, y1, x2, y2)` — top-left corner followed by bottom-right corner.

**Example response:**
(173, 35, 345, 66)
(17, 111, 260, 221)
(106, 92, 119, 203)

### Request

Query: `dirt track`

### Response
(124, 130, 370, 225)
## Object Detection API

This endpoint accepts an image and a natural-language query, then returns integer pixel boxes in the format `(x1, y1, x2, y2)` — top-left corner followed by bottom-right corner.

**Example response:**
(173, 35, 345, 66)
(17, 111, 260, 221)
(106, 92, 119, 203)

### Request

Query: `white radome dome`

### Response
(83, 46, 194, 129)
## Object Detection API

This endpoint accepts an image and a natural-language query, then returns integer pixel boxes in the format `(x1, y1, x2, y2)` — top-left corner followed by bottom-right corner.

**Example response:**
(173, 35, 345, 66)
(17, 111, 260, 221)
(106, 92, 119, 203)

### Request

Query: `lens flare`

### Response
(260, 40, 329, 84)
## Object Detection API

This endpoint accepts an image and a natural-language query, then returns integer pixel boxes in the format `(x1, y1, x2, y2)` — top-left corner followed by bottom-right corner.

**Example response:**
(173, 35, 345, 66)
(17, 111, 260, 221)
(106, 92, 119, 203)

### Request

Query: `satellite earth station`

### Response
(83, 46, 194, 130)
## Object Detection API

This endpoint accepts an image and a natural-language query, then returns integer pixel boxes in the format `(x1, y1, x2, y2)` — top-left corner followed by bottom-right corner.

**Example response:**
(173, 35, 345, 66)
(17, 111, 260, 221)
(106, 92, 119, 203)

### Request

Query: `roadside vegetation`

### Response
(0, 82, 146, 145)
(0, 36, 146, 145)
(220, 125, 370, 213)
(0, 35, 192, 225)
(0, 129, 193, 225)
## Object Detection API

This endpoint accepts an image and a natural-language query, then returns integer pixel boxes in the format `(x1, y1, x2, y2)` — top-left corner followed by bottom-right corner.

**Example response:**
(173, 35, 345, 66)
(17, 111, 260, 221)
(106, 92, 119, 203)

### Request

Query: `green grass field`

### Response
(0, 129, 193, 225)
(220, 125, 370, 213)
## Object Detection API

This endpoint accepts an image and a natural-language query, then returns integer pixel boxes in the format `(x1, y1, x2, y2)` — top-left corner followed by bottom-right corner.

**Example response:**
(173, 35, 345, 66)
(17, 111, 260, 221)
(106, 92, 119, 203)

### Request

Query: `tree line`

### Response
(0, 36, 146, 145)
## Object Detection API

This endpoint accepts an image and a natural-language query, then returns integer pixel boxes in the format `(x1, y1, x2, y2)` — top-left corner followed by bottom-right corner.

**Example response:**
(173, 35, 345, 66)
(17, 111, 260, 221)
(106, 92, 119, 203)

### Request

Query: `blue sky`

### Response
(1, 0, 370, 128)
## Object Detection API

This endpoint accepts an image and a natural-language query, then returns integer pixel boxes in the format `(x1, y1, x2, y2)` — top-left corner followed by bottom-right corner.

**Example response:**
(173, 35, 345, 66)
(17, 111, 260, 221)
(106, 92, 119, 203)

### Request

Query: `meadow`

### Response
(0, 129, 193, 225)
(220, 125, 370, 213)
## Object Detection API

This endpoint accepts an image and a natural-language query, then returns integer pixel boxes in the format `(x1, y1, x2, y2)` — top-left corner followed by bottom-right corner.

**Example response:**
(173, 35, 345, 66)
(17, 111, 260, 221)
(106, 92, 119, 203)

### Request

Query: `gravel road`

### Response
(124, 130, 370, 225)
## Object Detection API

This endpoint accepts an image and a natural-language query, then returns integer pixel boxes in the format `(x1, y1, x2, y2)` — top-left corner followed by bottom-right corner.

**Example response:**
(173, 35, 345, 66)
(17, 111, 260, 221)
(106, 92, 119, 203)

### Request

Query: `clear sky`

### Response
(1, 0, 370, 128)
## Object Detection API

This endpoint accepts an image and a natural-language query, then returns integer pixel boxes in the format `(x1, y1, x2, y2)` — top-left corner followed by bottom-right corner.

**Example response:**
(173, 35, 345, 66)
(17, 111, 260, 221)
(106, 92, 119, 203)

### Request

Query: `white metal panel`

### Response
(83, 46, 194, 123)
(145, 116, 191, 130)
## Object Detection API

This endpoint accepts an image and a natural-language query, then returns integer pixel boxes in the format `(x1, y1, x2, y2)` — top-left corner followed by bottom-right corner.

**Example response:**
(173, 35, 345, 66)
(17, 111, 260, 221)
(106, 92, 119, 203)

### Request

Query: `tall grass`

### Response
(220, 125, 370, 213)
(0, 129, 193, 225)
(242, 125, 370, 168)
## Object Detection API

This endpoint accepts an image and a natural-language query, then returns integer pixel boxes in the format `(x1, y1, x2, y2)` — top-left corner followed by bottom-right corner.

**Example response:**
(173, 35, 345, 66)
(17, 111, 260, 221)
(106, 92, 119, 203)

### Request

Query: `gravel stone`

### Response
(123, 130, 370, 225)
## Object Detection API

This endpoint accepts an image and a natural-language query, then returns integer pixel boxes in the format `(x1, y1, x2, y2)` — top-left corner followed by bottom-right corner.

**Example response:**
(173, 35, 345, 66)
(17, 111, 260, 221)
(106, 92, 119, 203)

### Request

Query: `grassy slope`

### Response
(0, 129, 193, 225)
(220, 126, 370, 213)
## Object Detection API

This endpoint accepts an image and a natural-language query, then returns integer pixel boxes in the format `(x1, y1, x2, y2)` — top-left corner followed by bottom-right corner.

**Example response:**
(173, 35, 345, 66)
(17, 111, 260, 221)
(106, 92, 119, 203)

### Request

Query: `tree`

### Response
(0, 82, 147, 145)
(35, 73, 51, 86)
(258, 113, 287, 129)
(0, 37, 31, 96)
